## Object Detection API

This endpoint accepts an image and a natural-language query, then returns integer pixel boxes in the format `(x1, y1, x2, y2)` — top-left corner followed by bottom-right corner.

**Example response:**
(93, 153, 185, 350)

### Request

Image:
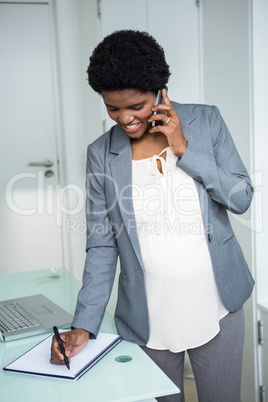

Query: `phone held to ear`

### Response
(152, 87, 167, 127)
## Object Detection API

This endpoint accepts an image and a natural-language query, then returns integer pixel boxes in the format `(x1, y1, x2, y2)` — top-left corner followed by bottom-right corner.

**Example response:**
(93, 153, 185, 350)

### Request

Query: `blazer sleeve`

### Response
(177, 105, 254, 214)
(72, 143, 118, 338)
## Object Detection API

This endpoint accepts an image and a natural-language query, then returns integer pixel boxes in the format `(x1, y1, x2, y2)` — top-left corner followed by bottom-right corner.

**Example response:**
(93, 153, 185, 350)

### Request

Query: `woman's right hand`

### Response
(50, 328, 90, 365)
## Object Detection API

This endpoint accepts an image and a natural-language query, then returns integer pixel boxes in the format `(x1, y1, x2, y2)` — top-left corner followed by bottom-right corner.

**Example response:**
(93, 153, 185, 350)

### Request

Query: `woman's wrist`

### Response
(71, 327, 91, 338)
(175, 139, 188, 158)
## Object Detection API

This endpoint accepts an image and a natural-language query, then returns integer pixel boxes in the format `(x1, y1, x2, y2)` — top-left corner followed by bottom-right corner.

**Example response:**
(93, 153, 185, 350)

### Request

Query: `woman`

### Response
(50, 30, 254, 402)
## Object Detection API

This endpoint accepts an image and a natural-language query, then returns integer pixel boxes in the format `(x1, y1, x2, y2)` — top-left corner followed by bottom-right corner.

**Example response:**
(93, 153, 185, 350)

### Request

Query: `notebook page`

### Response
(4, 332, 121, 379)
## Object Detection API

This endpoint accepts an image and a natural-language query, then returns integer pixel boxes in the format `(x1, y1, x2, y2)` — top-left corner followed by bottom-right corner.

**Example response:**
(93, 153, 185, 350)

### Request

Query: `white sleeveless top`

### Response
(132, 147, 228, 352)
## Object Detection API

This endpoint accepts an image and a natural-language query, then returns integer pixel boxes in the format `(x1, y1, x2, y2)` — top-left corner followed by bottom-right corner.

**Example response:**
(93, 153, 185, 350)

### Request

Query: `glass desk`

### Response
(0, 268, 180, 401)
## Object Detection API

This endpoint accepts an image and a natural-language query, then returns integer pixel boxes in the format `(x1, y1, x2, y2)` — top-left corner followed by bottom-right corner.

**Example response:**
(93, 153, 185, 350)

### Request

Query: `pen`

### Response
(53, 326, 70, 370)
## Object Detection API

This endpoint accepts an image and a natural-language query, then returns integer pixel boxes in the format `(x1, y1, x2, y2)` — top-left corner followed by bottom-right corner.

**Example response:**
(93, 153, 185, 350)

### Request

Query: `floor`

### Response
(184, 377, 198, 401)
(141, 377, 198, 402)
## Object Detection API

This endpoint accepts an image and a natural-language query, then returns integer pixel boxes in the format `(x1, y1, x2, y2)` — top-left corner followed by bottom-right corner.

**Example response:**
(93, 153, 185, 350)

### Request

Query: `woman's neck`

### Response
(131, 132, 169, 160)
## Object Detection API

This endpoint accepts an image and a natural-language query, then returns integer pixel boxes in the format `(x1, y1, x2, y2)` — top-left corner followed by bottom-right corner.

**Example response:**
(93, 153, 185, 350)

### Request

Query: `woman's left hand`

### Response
(148, 89, 188, 158)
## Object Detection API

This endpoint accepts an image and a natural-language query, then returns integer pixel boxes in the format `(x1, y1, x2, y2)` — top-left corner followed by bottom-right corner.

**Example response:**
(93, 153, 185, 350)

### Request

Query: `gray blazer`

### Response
(72, 102, 255, 345)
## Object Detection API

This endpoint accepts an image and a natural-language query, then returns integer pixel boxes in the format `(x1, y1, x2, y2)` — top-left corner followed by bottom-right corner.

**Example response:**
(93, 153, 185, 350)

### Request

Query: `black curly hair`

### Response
(87, 30, 170, 94)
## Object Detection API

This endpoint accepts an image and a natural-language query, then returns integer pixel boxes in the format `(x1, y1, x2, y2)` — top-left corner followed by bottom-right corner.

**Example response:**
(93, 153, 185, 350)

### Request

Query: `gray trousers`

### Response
(141, 307, 244, 402)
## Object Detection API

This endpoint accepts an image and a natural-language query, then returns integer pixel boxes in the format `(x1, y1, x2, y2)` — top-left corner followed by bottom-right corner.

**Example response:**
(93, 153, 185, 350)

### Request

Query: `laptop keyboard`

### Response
(0, 302, 41, 333)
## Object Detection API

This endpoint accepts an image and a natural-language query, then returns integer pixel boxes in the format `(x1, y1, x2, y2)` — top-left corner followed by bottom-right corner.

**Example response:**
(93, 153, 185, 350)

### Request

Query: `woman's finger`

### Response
(161, 88, 171, 104)
(148, 113, 171, 126)
(161, 89, 177, 118)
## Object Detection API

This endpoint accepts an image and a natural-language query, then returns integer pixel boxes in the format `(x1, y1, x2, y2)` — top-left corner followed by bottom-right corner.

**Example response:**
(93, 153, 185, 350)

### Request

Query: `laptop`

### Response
(0, 294, 73, 342)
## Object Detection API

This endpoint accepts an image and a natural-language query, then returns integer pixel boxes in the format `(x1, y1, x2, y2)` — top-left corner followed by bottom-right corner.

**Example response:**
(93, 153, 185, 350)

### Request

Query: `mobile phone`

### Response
(152, 88, 167, 127)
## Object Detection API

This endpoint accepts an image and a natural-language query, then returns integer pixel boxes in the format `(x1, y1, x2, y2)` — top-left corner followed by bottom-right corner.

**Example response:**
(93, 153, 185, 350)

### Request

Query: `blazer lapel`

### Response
(174, 103, 209, 231)
(174, 102, 202, 147)
(109, 125, 144, 268)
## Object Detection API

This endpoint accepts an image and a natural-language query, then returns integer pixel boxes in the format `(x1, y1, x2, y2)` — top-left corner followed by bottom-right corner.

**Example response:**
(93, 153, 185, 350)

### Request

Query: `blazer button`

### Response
(208, 233, 212, 243)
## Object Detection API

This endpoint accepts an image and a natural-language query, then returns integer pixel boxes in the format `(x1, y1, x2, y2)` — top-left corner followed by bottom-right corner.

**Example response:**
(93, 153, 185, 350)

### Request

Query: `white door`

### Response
(0, 2, 63, 273)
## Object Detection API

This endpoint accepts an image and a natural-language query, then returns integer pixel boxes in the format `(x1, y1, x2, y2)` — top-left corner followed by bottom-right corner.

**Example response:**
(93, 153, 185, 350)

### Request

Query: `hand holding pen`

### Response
(53, 326, 70, 370)
(50, 327, 90, 366)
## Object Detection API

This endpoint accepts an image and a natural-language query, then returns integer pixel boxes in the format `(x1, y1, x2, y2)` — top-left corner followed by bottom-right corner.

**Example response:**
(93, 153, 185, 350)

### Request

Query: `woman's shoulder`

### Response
(172, 100, 217, 116)
(89, 126, 115, 150)
(171, 101, 223, 128)
(88, 123, 130, 158)
(85, 128, 114, 168)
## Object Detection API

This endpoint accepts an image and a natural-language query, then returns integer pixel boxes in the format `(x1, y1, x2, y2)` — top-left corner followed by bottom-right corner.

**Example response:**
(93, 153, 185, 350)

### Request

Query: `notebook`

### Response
(0, 294, 73, 342)
(4, 332, 122, 381)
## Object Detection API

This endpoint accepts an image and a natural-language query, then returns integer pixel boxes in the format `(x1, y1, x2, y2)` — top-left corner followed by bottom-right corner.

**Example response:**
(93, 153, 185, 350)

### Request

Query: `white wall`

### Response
(252, 0, 268, 396)
(54, 0, 102, 281)
(202, 1, 258, 401)
(76, 0, 103, 147)
(252, 0, 268, 306)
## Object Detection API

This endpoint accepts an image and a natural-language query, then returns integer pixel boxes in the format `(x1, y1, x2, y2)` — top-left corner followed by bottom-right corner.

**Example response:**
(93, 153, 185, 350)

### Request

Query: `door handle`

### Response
(28, 159, 54, 167)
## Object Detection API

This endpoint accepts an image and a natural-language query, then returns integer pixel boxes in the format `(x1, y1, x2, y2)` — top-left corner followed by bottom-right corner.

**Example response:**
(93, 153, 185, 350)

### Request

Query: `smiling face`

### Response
(102, 89, 156, 139)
